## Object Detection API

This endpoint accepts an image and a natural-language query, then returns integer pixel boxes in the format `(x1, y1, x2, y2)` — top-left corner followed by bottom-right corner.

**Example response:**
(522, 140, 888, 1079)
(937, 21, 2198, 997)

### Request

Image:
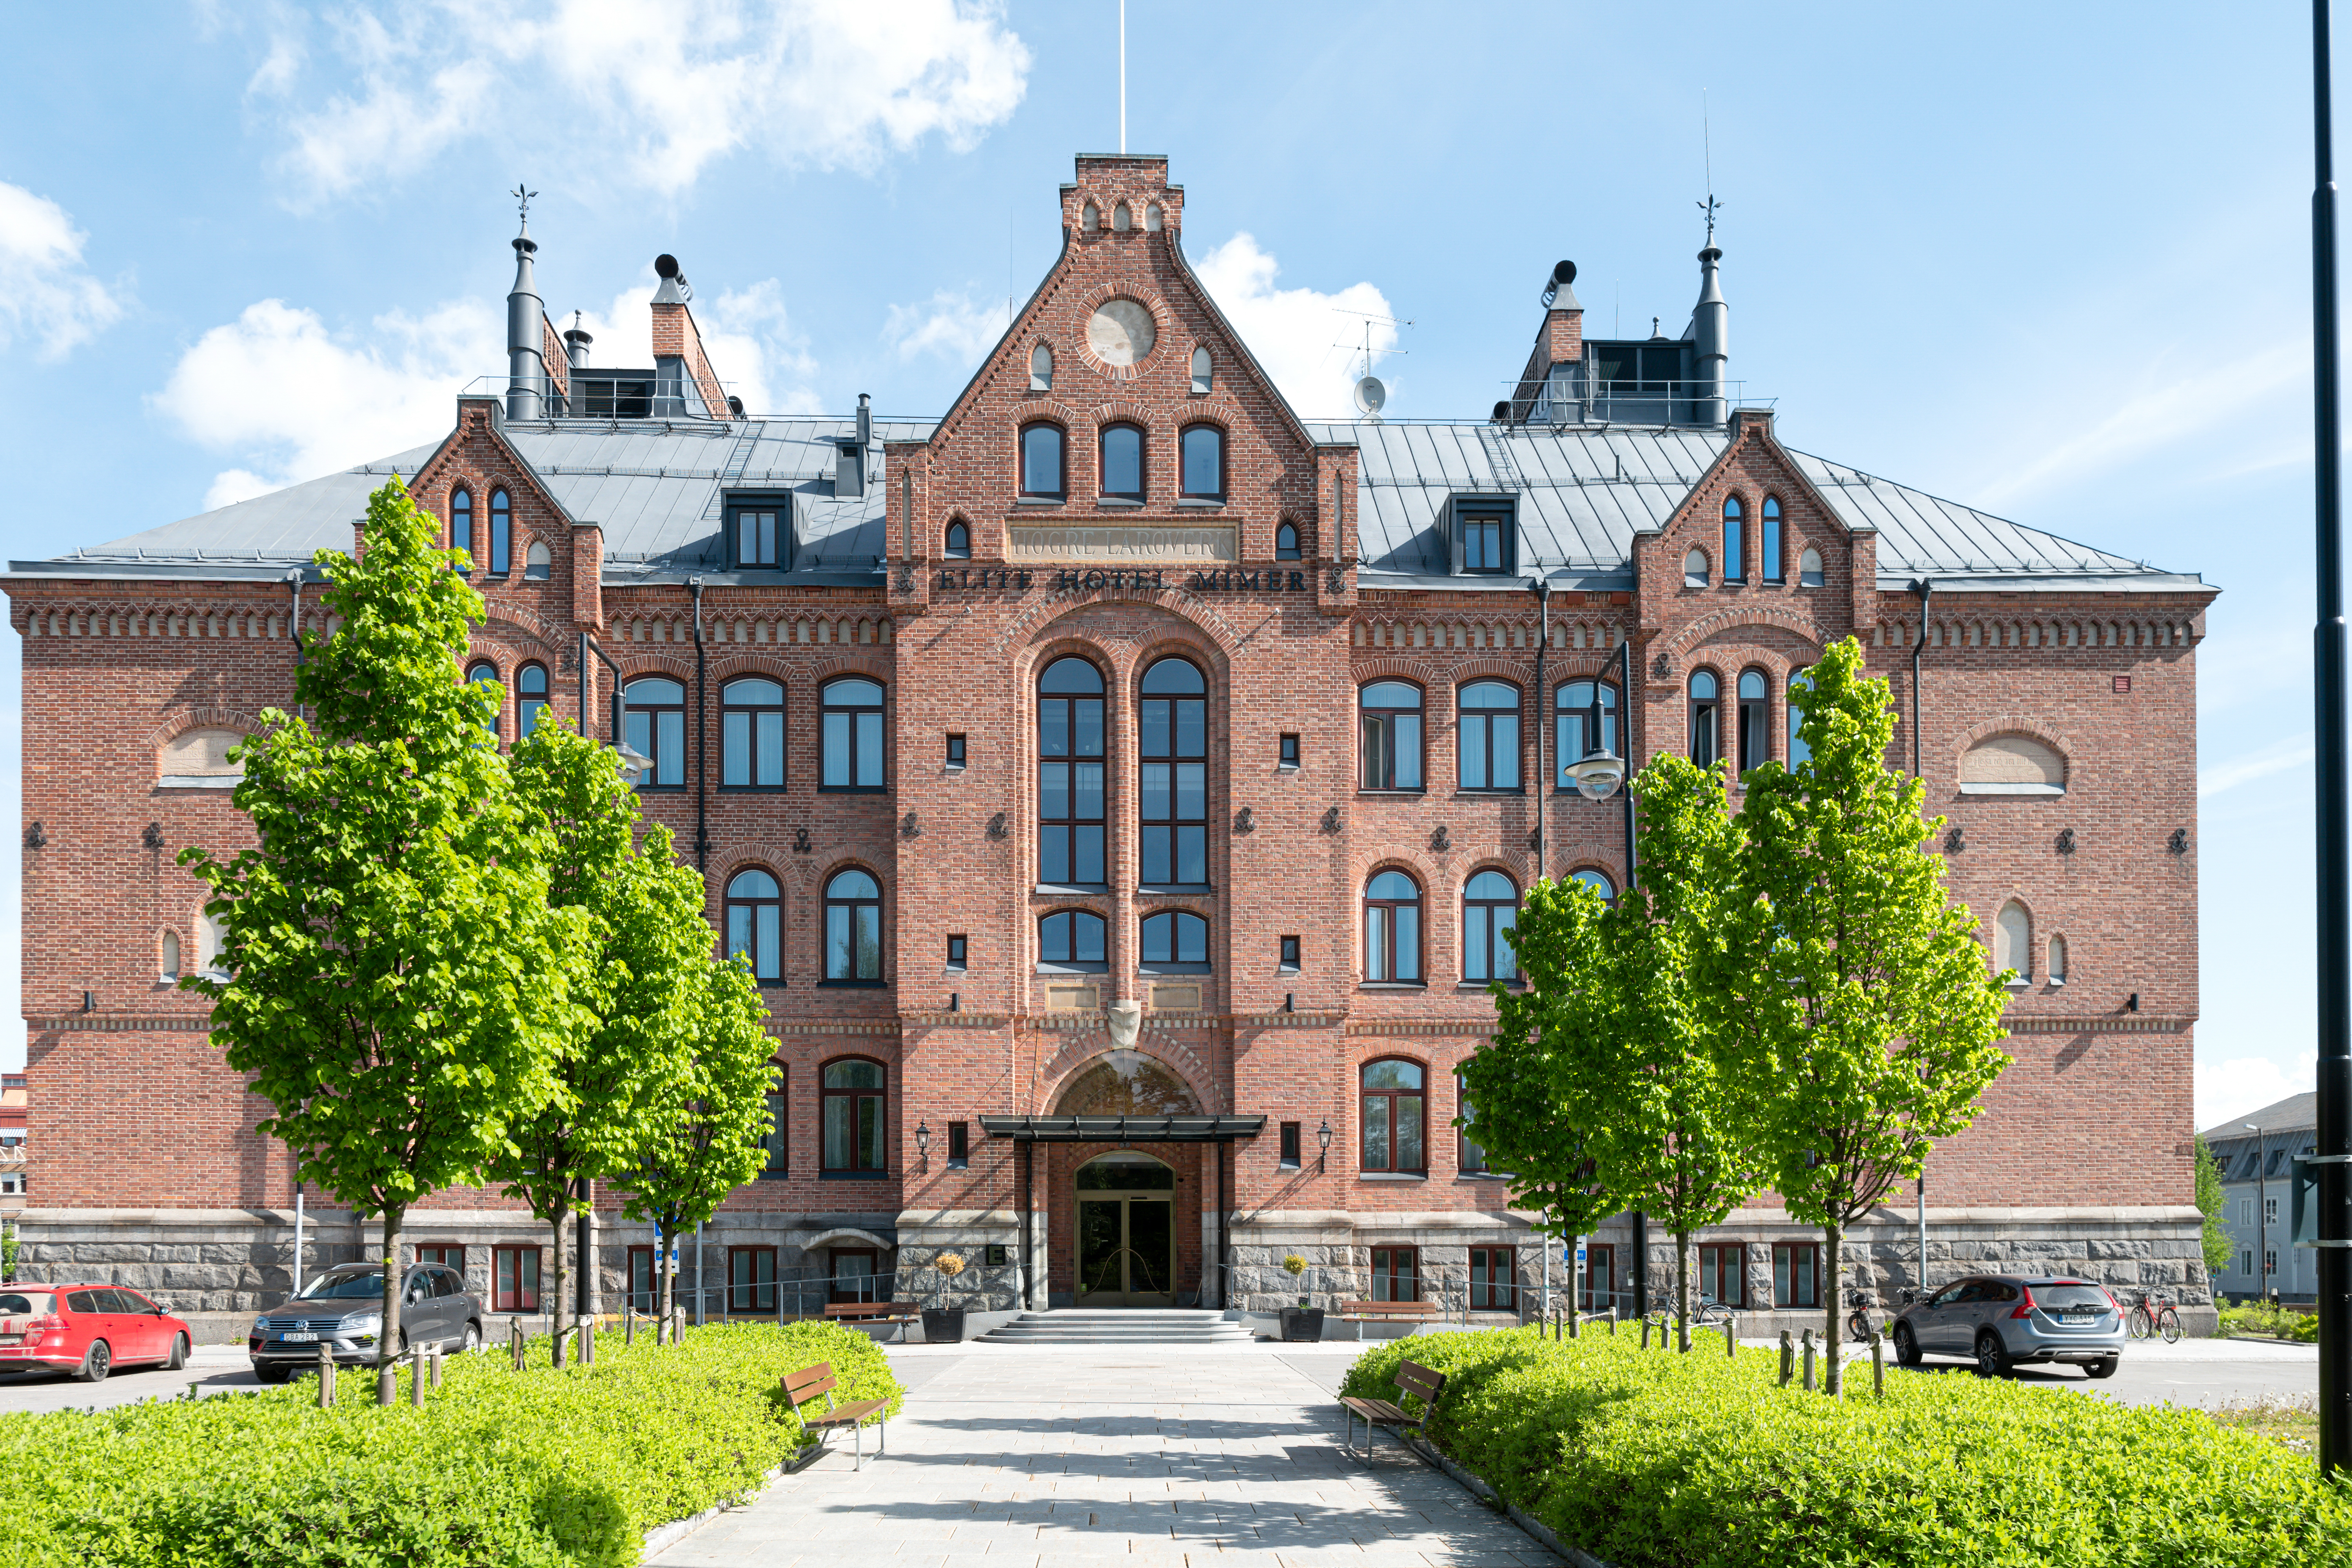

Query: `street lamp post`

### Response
(2248, 1123, 2268, 1303)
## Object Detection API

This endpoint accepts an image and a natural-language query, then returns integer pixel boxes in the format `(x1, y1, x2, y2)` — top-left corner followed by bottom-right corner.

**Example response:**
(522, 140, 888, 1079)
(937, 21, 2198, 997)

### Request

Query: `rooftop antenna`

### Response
(1119, 0, 1127, 154)
(1332, 307, 1412, 421)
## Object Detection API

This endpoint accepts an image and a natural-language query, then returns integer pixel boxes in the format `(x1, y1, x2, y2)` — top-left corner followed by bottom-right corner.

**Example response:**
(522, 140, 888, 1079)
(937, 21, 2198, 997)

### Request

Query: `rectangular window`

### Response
(1039, 682, 1107, 884)
(1771, 1243, 1818, 1308)
(2240, 1249, 2254, 1277)
(1360, 692, 1425, 790)
(946, 733, 966, 768)
(415, 1244, 465, 1272)
(1279, 732, 1300, 768)
(1697, 1243, 1746, 1308)
(728, 1246, 777, 1313)
(1370, 1246, 1420, 1302)
(1456, 507, 1512, 575)
(1279, 934, 1301, 970)
(734, 508, 781, 568)
(1468, 1246, 1516, 1310)
(493, 1245, 541, 1313)
(947, 1120, 969, 1167)
(2265, 1196, 2279, 1225)
(829, 1247, 882, 1304)
(762, 1090, 787, 1176)
(1140, 679, 1208, 885)
(2239, 1199, 2251, 1225)
(1279, 1121, 1302, 1168)
(1457, 1074, 1505, 1174)
(1582, 1243, 1615, 1312)
(946, 933, 967, 970)
(628, 1245, 656, 1312)
(2266, 1248, 2278, 1276)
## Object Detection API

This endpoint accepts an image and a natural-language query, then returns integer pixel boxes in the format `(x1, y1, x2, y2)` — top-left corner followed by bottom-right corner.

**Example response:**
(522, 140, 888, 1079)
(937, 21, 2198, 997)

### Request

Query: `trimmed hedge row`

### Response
(0, 1319, 900, 1568)
(1341, 1328, 2345, 1568)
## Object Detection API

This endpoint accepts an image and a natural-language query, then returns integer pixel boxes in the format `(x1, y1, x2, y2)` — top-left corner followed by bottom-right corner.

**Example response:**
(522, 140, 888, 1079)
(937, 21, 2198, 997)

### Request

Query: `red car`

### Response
(0, 1283, 191, 1382)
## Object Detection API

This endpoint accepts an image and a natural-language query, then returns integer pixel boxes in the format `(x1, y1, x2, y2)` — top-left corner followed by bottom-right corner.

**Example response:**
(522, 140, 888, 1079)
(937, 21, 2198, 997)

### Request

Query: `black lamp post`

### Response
(1317, 1118, 1333, 1173)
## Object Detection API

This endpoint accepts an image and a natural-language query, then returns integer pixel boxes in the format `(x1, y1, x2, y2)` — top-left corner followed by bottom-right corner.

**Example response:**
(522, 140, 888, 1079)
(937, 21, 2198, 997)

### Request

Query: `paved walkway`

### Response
(647, 1345, 1556, 1568)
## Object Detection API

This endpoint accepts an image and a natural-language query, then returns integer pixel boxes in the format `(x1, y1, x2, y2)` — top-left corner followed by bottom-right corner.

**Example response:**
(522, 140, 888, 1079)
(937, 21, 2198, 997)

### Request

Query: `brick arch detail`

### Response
(708, 654, 795, 684)
(145, 706, 269, 751)
(990, 588, 1250, 661)
(813, 654, 894, 685)
(1011, 398, 1082, 428)
(1348, 656, 1446, 688)
(1951, 713, 2080, 775)
(1036, 1036, 1218, 1120)
(1663, 605, 1828, 659)
(477, 603, 568, 653)
(1449, 659, 1534, 689)
(617, 655, 695, 682)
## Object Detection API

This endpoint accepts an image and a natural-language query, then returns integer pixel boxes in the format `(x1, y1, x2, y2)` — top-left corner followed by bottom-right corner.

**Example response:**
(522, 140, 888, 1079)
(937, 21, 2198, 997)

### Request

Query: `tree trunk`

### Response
(377, 1207, 404, 1406)
(1822, 1223, 1844, 1396)
(1671, 1230, 1690, 1351)
(550, 1211, 568, 1368)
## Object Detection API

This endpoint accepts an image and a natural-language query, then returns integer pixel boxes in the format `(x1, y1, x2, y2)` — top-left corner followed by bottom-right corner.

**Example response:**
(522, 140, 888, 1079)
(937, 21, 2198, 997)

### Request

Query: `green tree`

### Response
(1714, 638, 2012, 1393)
(181, 477, 588, 1401)
(2194, 1134, 2233, 1282)
(490, 719, 716, 1363)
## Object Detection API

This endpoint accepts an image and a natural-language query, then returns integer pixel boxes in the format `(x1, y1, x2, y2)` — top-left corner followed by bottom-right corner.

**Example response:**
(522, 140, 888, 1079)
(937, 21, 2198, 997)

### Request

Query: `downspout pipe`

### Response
(1911, 579, 1933, 780)
(1530, 574, 1549, 878)
(690, 577, 710, 870)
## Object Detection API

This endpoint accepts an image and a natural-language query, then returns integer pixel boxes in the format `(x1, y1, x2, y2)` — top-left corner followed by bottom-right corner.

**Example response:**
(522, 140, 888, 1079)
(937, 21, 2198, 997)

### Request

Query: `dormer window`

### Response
(1452, 500, 1514, 575)
(728, 495, 789, 570)
(835, 443, 865, 499)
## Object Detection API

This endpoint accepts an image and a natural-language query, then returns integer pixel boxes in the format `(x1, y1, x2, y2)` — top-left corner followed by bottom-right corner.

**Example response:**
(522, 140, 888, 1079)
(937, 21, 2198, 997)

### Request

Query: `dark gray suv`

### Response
(247, 1262, 483, 1383)
(1891, 1274, 2125, 1379)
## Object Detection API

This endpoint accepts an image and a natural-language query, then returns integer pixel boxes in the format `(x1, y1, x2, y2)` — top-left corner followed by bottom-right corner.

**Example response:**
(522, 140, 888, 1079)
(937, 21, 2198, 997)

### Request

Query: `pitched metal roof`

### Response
(2199, 1092, 2318, 1142)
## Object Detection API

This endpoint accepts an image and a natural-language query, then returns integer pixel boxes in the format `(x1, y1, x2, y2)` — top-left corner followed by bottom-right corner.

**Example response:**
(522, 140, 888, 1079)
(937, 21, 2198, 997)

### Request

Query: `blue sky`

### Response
(0, 1, 2323, 1124)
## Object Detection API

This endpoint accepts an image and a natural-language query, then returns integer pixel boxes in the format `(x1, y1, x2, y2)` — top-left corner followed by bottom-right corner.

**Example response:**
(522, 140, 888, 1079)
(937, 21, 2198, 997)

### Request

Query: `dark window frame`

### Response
(1720, 495, 1744, 583)
(517, 662, 551, 740)
(1038, 657, 1108, 887)
(1360, 1056, 1428, 1173)
(1736, 668, 1769, 775)
(1363, 869, 1424, 983)
(724, 866, 785, 985)
(727, 493, 791, 571)
(1772, 1241, 1820, 1308)
(1555, 680, 1619, 787)
(1139, 657, 1209, 888)
(946, 933, 967, 969)
(1761, 496, 1785, 583)
(1139, 908, 1211, 973)
(1457, 1072, 1501, 1174)
(1038, 908, 1109, 973)
(1455, 503, 1514, 575)
(821, 866, 884, 984)
(1468, 1245, 1517, 1310)
(1275, 521, 1301, 560)
(450, 488, 473, 572)
(946, 732, 966, 768)
(1359, 681, 1426, 791)
(627, 1246, 657, 1312)
(1370, 1245, 1421, 1302)
(1688, 670, 1721, 769)
(819, 676, 887, 792)
(1019, 421, 1068, 500)
(489, 488, 512, 576)
(1279, 1121, 1302, 1167)
(1462, 869, 1520, 984)
(415, 1243, 466, 1272)
(728, 1246, 777, 1313)
(1279, 731, 1300, 768)
(1457, 680, 1524, 791)
(819, 1055, 889, 1175)
(762, 1082, 788, 1176)
(1279, 934, 1301, 971)
(467, 660, 503, 739)
(1698, 1243, 1746, 1307)
(1581, 1243, 1616, 1311)
(624, 675, 689, 791)
(1099, 421, 1147, 502)
(943, 519, 971, 559)
(1180, 423, 1226, 499)
(946, 1120, 969, 1167)
(720, 675, 787, 792)
(828, 1246, 885, 1302)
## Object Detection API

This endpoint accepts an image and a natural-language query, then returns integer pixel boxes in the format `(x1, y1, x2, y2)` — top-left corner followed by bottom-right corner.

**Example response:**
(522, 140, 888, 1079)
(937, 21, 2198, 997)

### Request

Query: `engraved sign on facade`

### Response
(1006, 523, 1239, 563)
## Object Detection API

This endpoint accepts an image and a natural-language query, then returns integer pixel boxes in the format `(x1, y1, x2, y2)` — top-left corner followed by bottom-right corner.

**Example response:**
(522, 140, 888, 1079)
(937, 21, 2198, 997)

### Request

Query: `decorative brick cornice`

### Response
(1346, 1019, 1501, 1036)
(1662, 604, 1827, 660)
(2002, 1015, 2192, 1034)
(991, 583, 1250, 661)
(31, 1014, 213, 1032)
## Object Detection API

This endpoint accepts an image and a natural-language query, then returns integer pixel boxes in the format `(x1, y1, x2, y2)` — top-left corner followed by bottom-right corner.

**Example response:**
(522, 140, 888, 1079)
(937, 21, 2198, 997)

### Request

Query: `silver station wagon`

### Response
(1890, 1274, 2126, 1379)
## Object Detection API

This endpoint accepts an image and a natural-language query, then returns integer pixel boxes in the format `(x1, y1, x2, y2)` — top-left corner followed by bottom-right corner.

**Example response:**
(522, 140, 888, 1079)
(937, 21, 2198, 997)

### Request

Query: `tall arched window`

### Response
(722, 677, 786, 790)
(824, 868, 883, 982)
(944, 520, 971, 559)
(1556, 680, 1619, 787)
(1463, 869, 1520, 982)
(1039, 909, 1107, 970)
(1457, 681, 1521, 790)
(467, 661, 502, 738)
(1721, 497, 1744, 583)
(1683, 548, 1710, 588)
(1737, 670, 1769, 773)
(820, 678, 885, 790)
(726, 868, 783, 984)
(2048, 934, 2069, 986)
(1360, 682, 1424, 790)
(489, 489, 512, 576)
(624, 677, 687, 790)
(820, 1058, 886, 1173)
(1181, 425, 1224, 499)
(1761, 497, 1784, 583)
(1276, 521, 1301, 561)
(450, 488, 473, 571)
(1787, 667, 1813, 766)
(1140, 910, 1209, 970)
(160, 929, 181, 982)
(517, 663, 550, 739)
(1995, 901, 2032, 984)
(1140, 657, 1207, 886)
(1100, 423, 1145, 501)
(1038, 657, 1106, 886)
(1020, 423, 1065, 499)
(1364, 869, 1423, 982)
(1190, 345, 1213, 394)
(1688, 671, 1720, 768)
(1360, 1058, 1426, 1173)
(1030, 343, 1053, 392)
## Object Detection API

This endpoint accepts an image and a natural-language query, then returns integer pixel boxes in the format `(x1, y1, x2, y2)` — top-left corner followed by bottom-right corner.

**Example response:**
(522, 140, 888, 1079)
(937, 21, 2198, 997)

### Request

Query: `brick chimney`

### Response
(648, 254, 731, 419)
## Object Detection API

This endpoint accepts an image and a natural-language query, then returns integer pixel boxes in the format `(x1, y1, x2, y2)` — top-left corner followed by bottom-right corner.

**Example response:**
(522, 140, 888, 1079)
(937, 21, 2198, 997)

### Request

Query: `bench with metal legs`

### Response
(782, 1361, 890, 1469)
(1339, 1357, 1445, 1457)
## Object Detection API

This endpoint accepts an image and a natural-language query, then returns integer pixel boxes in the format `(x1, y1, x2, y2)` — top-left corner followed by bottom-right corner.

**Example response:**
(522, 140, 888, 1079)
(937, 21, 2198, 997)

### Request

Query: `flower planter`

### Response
(921, 1306, 967, 1344)
(1279, 1307, 1325, 1343)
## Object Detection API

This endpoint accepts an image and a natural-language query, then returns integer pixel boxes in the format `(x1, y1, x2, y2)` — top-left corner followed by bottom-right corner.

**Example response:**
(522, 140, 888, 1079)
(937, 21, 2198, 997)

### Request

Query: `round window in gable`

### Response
(1087, 299, 1157, 367)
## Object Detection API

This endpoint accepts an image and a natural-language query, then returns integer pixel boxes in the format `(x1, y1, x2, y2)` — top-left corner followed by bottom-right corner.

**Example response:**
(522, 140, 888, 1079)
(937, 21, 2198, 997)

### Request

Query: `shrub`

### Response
(0, 1319, 898, 1568)
(2219, 1300, 2319, 1342)
(1342, 1328, 2346, 1568)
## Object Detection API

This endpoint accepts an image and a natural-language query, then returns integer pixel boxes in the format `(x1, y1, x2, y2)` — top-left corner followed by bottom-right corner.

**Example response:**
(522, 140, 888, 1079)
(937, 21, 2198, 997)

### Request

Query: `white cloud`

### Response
(2196, 1051, 2316, 1133)
(150, 297, 500, 510)
(1192, 232, 1396, 420)
(0, 182, 126, 360)
(264, 0, 1031, 205)
(566, 273, 823, 417)
(883, 289, 1009, 366)
(2200, 732, 2314, 800)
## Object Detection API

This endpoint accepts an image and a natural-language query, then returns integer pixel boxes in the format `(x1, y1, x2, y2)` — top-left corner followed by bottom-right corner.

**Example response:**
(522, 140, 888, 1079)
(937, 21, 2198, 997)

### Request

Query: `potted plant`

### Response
(1277, 1254, 1323, 1342)
(922, 1252, 969, 1343)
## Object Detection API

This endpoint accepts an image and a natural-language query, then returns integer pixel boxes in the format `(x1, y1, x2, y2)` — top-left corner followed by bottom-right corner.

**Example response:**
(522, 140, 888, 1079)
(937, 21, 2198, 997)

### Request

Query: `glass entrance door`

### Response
(1074, 1152, 1177, 1306)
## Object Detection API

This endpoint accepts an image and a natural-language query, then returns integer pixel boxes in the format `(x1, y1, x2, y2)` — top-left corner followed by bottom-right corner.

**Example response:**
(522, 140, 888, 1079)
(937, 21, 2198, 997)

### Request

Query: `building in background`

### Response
(2203, 1093, 2316, 1306)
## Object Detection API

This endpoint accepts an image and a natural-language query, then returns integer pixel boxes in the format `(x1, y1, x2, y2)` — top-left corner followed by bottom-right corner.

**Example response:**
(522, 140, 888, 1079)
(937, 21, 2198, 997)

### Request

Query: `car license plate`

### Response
(2058, 1314, 2095, 1326)
(279, 1331, 318, 1343)
(0, 1334, 18, 1345)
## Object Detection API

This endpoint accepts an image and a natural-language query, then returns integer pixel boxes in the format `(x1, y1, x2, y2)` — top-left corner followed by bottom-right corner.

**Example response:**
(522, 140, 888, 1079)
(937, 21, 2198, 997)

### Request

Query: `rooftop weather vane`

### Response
(1698, 89, 1719, 245)
(512, 182, 538, 226)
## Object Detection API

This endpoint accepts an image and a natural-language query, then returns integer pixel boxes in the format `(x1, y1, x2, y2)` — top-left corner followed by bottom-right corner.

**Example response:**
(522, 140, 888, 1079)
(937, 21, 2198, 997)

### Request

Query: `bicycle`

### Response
(1845, 1287, 1877, 1341)
(2126, 1290, 2181, 1343)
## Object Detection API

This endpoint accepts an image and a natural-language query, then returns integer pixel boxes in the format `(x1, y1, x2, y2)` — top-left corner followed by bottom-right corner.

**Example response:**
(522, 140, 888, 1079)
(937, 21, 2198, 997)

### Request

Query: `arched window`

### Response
(198, 909, 230, 978)
(450, 488, 473, 571)
(159, 929, 181, 982)
(2048, 935, 2069, 986)
(1457, 681, 1522, 790)
(1458, 1072, 1496, 1174)
(517, 663, 550, 739)
(1360, 1058, 1426, 1173)
(1038, 657, 1106, 886)
(467, 661, 502, 738)
(623, 677, 687, 789)
(1112, 200, 1132, 231)
(1463, 869, 1520, 982)
(820, 1058, 886, 1173)
(1798, 547, 1825, 588)
(1995, 901, 2033, 984)
(1140, 910, 1209, 970)
(1100, 423, 1145, 501)
(1181, 424, 1224, 499)
(1039, 909, 1107, 970)
(525, 540, 552, 580)
(820, 678, 885, 790)
(489, 489, 512, 576)
(1082, 199, 1101, 233)
(1020, 423, 1066, 499)
(726, 868, 783, 984)
(1683, 548, 1710, 588)
(1787, 668, 1812, 766)
(824, 868, 883, 982)
(1721, 496, 1744, 583)
(944, 520, 971, 559)
(1570, 869, 1617, 904)
(1360, 681, 1424, 790)
(1556, 681, 1619, 787)
(1688, 671, 1720, 768)
(1761, 497, 1784, 584)
(1364, 869, 1423, 982)
(1960, 733, 2067, 796)
(1737, 669, 1769, 773)
(1030, 343, 1053, 392)
(1139, 657, 1207, 886)
(1190, 345, 1212, 394)
(1276, 521, 1301, 561)
(722, 677, 786, 790)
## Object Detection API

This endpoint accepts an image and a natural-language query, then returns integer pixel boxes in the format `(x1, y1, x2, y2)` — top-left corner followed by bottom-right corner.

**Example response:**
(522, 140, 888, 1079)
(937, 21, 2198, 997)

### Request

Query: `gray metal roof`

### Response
(2199, 1092, 2318, 1142)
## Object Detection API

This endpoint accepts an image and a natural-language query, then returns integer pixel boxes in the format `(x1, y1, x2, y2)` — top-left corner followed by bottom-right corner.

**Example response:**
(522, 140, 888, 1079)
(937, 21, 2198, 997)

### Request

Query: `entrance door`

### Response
(1074, 1152, 1177, 1306)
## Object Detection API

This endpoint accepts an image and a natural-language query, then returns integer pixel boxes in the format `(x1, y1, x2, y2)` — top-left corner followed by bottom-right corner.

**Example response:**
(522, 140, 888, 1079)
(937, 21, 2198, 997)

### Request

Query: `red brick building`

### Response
(4, 156, 2216, 1333)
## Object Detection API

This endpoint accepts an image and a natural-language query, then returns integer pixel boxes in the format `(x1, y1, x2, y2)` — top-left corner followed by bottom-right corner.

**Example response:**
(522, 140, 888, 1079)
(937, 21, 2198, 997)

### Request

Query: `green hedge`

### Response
(1341, 1328, 2345, 1568)
(0, 1319, 900, 1568)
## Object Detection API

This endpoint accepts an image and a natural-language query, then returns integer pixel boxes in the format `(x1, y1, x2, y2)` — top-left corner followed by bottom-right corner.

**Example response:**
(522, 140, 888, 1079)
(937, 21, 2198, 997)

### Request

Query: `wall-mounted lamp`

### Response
(1283, 993, 1294, 1013)
(81, 991, 94, 1013)
(2126, 993, 2140, 1013)
(914, 1120, 931, 1165)
(1316, 1118, 1333, 1172)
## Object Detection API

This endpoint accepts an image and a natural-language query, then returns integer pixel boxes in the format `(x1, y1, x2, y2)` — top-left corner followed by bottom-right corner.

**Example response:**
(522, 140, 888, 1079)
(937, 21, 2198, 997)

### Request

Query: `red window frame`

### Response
(493, 1245, 541, 1313)
(415, 1244, 465, 1273)
(1581, 1243, 1616, 1311)
(1697, 1243, 1746, 1308)
(1468, 1246, 1516, 1310)
(1772, 1242, 1819, 1308)
(1370, 1245, 1420, 1303)
(728, 1245, 777, 1314)
(627, 1245, 657, 1313)
(828, 1247, 884, 1304)
(1359, 1057, 1428, 1173)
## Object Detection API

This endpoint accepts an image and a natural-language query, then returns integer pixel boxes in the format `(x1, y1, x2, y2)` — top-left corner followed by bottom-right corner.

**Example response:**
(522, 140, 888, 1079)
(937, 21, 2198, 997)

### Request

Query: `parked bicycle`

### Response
(1845, 1287, 1877, 1341)
(2126, 1290, 2182, 1343)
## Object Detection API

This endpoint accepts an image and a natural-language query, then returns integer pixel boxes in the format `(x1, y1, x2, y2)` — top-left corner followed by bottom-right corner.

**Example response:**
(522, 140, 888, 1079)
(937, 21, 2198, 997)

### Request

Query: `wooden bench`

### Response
(782, 1361, 891, 1470)
(1339, 1357, 1445, 1459)
(822, 1301, 919, 1341)
(1337, 1299, 1441, 1336)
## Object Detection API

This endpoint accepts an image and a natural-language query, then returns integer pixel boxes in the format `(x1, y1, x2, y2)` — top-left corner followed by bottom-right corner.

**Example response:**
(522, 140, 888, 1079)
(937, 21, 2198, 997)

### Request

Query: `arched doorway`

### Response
(1074, 1151, 1176, 1305)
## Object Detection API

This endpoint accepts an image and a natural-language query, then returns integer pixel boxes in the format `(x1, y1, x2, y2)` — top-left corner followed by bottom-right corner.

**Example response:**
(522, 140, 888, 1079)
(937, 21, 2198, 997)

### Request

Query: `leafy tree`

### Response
(1713, 638, 2011, 1392)
(2194, 1134, 2233, 1281)
(181, 477, 586, 1401)
(490, 719, 715, 1363)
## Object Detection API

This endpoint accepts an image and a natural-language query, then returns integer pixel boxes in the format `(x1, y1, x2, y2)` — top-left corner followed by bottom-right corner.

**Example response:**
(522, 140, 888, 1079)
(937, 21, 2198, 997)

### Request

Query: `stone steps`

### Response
(976, 1309, 1256, 1344)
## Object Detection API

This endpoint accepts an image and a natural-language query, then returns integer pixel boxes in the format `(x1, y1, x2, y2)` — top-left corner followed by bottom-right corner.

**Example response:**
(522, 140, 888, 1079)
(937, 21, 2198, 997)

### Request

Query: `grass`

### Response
(2207, 1393, 2320, 1459)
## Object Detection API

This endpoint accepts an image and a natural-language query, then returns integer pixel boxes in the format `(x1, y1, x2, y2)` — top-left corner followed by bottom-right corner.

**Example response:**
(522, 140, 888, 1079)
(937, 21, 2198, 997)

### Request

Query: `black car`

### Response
(247, 1262, 484, 1383)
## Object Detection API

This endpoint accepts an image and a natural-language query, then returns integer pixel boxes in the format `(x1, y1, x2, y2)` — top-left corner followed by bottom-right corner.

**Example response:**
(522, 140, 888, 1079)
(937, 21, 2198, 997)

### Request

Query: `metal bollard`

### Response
(1608, 1308, 1618, 1336)
(1641, 1315, 1651, 1350)
(429, 1343, 443, 1389)
(409, 1344, 426, 1406)
(1726, 1318, 1737, 1358)
(625, 1305, 635, 1347)
(1778, 1330, 1794, 1387)
(583, 1318, 595, 1366)
(510, 1319, 524, 1371)
(1802, 1330, 1817, 1393)
(1872, 1331, 1886, 1398)
(317, 1342, 335, 1408)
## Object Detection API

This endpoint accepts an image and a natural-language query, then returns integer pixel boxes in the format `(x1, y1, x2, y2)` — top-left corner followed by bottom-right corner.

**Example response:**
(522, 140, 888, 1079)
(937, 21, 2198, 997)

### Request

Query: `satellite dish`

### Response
(1354, 376, 1387, 415)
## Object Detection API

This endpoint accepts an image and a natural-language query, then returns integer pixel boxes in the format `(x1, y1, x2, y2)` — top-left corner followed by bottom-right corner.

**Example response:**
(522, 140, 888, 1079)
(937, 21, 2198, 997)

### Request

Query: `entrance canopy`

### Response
(979, 1114, 1265, 1143)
